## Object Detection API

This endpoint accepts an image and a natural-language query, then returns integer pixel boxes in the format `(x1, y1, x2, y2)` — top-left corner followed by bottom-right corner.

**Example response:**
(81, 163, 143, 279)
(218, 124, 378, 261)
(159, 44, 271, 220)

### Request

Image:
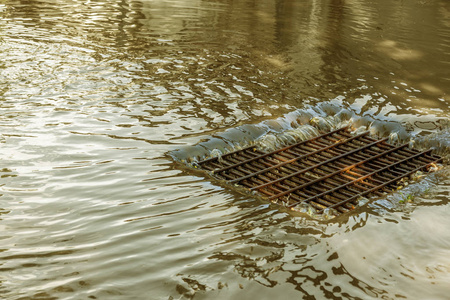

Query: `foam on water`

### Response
(170, 102, 449, 165)
(256, 124, 319, 152)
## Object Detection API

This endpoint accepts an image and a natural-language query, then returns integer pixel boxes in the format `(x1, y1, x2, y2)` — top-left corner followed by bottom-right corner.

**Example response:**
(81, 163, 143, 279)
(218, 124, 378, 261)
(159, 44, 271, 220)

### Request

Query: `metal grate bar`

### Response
(318, 150, 440, 213)
(257, 137, 390, 196)
(288, 149, 435, 208)
(195, 127, 442, 216)
(228, 131, 369, 184)
(212, 126, 350, 174)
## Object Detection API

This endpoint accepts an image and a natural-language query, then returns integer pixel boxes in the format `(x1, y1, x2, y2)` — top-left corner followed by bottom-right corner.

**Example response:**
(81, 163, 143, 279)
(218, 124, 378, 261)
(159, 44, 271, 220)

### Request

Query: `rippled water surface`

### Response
(0, 0, 449, 299)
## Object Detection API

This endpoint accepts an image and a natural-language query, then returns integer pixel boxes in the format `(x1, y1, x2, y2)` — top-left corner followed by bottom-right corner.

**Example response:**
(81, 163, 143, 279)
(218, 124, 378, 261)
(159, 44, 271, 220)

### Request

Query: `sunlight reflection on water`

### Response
(0, 0, 449, 299)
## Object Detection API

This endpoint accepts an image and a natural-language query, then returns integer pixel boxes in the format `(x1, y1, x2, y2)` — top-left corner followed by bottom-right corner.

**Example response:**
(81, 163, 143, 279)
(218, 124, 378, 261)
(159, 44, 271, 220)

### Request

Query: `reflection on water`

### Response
(0, 0, 449, 299)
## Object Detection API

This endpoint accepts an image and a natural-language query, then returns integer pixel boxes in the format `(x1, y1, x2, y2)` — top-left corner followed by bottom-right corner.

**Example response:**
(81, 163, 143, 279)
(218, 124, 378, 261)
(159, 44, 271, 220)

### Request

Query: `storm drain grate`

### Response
(195, 126, 442, 216)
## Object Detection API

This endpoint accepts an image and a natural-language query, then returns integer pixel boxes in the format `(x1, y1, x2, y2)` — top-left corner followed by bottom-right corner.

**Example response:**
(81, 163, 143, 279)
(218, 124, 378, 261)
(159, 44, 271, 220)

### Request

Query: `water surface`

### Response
(0, 0, 449, 299)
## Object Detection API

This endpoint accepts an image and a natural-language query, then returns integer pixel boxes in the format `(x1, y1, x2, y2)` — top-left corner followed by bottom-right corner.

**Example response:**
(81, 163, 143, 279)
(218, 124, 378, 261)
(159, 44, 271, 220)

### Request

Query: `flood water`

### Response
(1, 0, 450, 299)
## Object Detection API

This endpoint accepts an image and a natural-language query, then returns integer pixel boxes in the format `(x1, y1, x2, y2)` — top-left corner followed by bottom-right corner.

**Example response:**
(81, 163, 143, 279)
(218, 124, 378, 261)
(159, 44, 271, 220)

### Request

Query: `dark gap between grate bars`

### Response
(195, 126, 443, 216)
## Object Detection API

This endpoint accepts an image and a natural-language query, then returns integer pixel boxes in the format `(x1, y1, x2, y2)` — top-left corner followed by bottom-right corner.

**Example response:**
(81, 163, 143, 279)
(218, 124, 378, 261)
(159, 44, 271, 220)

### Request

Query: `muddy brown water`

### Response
(0, 0, 449, 299)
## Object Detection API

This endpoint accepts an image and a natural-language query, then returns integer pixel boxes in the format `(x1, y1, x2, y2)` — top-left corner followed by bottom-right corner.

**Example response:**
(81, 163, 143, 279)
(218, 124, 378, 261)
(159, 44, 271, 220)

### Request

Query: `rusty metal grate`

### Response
(195, 126, 442, 216)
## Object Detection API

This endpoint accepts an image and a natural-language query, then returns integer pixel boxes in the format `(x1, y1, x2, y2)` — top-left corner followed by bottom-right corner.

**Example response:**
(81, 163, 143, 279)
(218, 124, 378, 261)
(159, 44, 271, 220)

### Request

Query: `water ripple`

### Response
(0, 0, 449, 299)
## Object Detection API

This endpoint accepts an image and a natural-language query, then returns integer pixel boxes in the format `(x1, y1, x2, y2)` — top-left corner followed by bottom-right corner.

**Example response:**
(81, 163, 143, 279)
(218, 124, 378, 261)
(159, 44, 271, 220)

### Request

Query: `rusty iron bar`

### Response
(317, 154, 443, 213)
(255, 137, 391, 196)
(228, 131, 369, 184)
(209, 126, 350, 174)
(193, 126, 443, 216)
(288, 149, 441, 208)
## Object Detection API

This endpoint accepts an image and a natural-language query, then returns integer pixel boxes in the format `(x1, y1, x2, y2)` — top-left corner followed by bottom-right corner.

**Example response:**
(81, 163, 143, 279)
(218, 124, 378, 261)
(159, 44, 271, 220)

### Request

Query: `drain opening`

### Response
(194, 126, 442, 216)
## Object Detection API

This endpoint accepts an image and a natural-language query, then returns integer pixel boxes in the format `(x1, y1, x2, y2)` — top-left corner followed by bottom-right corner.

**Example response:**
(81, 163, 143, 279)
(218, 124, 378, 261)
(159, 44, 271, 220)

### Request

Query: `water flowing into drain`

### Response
(193, 126, 442, 218)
